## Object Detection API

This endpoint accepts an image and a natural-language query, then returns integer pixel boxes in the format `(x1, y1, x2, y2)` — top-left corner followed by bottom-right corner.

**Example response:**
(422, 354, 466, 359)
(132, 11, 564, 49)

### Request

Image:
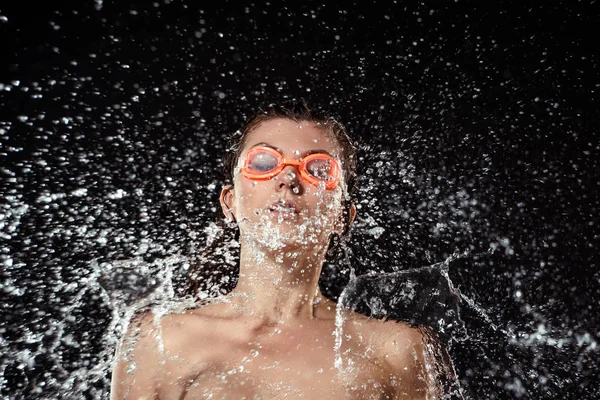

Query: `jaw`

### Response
(239, 214, 335, 252)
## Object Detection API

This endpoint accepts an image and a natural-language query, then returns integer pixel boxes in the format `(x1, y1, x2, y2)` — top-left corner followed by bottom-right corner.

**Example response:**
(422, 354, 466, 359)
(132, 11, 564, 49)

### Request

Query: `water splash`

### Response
(1, 2, 598, 398)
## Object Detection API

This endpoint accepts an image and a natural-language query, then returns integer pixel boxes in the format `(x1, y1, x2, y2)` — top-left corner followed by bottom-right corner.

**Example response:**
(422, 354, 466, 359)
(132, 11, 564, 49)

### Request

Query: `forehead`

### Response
(242, 118, 340, 157)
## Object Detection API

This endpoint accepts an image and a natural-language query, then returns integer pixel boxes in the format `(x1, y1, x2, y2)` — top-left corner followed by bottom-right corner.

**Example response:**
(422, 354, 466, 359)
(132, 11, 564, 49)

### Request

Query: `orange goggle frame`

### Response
(240, 146, 341, 190)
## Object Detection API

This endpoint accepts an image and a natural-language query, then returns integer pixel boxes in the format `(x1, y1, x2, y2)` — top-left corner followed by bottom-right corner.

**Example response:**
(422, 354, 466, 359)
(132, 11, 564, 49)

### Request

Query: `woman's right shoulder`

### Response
(117, 310, 164, 357)
(111, 311, 165, 400)
(121, 299, 238, 348)
(181, 296, 242, 320)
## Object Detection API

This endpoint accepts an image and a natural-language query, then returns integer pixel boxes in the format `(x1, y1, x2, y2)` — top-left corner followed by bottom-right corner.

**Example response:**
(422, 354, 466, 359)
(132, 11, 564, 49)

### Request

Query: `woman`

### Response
(111, 101, 446, 399)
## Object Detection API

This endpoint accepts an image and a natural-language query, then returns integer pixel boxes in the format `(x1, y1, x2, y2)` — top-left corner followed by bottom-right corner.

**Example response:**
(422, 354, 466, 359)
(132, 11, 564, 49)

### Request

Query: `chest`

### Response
(160, 323, 394, 399)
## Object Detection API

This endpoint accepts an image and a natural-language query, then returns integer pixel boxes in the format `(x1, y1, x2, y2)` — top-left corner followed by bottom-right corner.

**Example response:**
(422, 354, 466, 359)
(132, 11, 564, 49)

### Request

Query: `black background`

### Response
(1, 0, 599, 399)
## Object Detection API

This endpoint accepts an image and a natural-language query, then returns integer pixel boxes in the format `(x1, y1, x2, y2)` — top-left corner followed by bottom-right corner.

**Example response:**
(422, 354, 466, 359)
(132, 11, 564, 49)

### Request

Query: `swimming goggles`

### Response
(239, 146, 341, 190)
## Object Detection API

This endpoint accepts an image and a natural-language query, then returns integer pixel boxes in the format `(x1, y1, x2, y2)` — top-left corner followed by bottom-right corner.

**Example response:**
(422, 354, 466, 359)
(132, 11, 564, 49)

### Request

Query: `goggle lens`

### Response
(305, 158, 334, 181)
(247, 151, 279, 173)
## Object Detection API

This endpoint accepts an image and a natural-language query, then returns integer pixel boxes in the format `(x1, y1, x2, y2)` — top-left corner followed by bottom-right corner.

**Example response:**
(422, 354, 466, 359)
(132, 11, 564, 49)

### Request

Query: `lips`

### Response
(268, 199, 299, 215)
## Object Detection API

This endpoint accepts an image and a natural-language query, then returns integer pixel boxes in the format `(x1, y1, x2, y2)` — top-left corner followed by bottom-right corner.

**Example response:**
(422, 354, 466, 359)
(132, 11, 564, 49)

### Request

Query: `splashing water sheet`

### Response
(1, 1, 599, 399)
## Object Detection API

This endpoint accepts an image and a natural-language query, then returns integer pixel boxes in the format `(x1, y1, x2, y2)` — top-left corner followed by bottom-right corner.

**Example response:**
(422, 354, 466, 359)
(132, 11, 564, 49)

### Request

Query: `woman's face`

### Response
(221, 118, 349, 248)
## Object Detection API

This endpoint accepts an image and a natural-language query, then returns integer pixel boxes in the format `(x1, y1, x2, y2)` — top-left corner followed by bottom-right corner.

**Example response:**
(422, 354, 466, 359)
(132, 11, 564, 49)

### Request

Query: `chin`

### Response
(240, 216, 332, 251)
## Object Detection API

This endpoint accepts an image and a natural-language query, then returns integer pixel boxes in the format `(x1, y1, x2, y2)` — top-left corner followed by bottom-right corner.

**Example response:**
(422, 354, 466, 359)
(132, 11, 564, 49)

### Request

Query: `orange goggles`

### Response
(240, 146, 341, 190)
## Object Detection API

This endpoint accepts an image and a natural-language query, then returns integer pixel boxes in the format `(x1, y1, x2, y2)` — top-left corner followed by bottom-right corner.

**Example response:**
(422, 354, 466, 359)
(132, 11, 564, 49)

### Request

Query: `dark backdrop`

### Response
(1, 0, 598, 399)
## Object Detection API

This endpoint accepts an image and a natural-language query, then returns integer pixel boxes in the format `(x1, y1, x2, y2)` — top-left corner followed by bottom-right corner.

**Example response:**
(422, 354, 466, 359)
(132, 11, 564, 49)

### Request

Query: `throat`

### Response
(232, 234, 330, 323)
(228, 285, 323, 324)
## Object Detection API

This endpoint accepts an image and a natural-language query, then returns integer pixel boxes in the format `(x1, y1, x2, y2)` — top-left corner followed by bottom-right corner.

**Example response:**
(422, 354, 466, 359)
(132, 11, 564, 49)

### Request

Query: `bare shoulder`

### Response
(374, 320, 438, 399)
(371, 317, 426, 351)
(375, 320, 451, 399)
(338, 307, 420, 338)
(111, 301, 238, 399)
(116, 309, 164, 358)
(158, 300, 237, 345)
(111, 311, 165, 400)
(340, 311, 441, 399)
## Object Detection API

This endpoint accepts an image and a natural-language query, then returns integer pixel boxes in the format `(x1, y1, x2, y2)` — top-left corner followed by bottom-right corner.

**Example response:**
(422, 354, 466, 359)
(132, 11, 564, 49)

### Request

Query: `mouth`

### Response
(268, 200, 299, 217)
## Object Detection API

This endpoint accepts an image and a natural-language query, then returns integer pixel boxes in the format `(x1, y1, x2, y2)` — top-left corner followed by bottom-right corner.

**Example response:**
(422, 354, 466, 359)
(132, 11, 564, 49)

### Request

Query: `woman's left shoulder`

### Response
(373, 318, 425, 343)
(343, 310, 424, 342)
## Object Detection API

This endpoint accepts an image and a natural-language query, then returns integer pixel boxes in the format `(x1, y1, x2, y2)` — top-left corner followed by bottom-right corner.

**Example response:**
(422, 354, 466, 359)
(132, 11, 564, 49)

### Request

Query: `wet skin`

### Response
(111, 119, 439, 399)
(111, 300, 432, 400)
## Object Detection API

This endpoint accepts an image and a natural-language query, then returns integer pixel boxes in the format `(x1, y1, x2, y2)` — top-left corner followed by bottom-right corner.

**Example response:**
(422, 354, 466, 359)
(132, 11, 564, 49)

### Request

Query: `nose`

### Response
(276, 164, 302, 193)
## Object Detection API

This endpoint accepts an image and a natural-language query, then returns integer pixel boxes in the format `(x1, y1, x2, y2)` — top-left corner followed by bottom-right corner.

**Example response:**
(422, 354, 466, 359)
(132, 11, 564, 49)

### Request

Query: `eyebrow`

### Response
(249, 142, 334, 158)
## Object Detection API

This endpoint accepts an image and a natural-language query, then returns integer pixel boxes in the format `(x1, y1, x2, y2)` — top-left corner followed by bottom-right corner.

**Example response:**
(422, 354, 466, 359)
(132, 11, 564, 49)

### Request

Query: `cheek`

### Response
(305, 188, 344, 213)
(233, 178, 276, 208)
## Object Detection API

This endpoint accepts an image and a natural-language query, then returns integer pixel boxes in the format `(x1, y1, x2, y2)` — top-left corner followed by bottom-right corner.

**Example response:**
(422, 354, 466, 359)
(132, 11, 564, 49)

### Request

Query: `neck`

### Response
(229, 237, 329, 323)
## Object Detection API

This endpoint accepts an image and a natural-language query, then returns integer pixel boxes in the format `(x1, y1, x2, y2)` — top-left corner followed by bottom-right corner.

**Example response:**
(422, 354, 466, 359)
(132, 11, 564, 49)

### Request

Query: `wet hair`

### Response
(184, 99, 358, 299)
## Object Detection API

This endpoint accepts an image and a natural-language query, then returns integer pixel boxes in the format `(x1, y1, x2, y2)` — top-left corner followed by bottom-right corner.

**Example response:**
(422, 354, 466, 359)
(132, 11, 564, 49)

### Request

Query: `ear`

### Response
(348, 203, 357, 226)
(219, 184, 237, 222)
(334, 203, 356, 234)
